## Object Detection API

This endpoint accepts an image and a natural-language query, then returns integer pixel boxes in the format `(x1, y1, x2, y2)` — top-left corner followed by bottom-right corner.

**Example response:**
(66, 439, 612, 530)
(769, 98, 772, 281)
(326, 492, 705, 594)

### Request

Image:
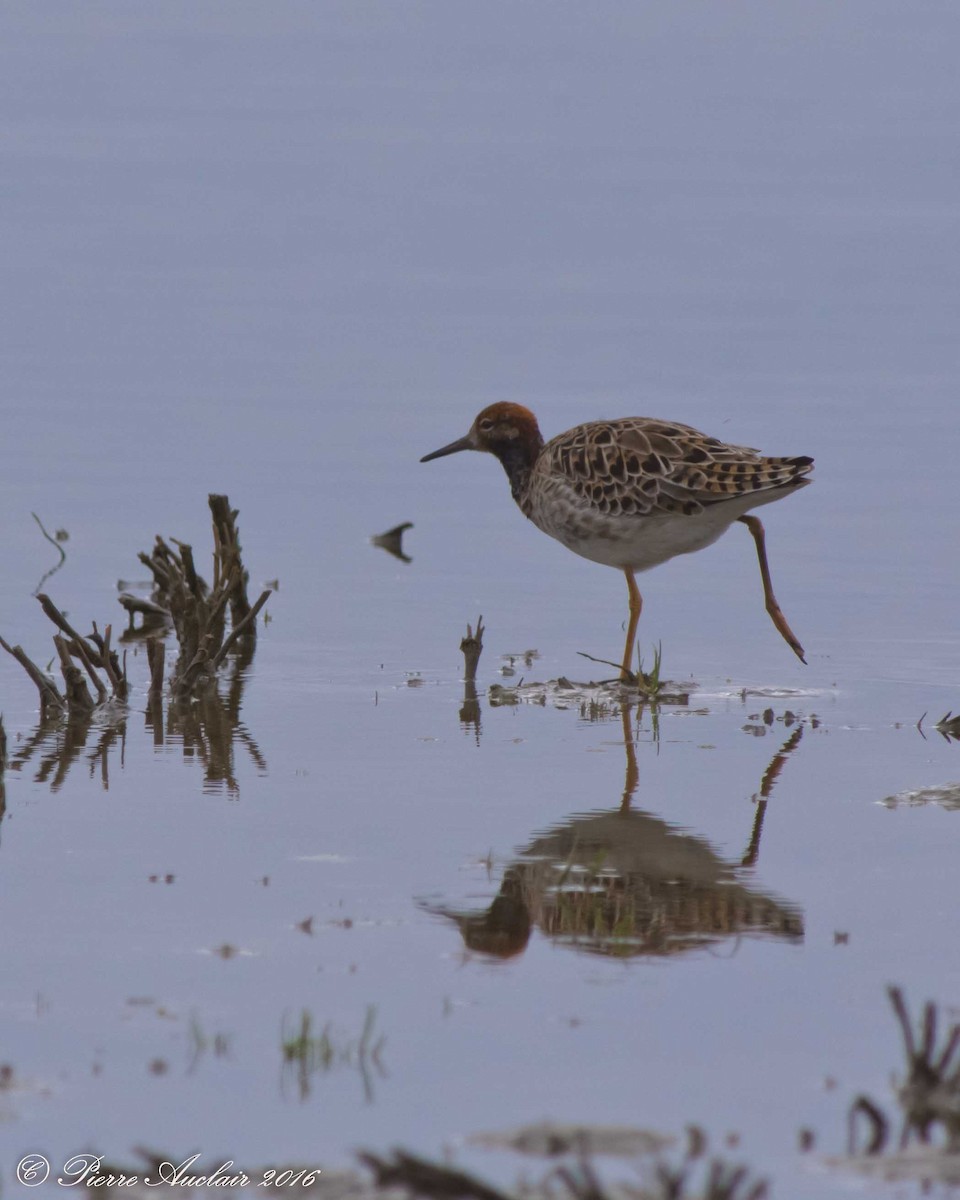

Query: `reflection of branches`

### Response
(153, 645, 266, 794)
(5, 647, 265, 797)
(6, 711, 127, 793)
(155, 683, 265, 798)
(848, 987, 960, 1159)
(30, 512, 67, 595)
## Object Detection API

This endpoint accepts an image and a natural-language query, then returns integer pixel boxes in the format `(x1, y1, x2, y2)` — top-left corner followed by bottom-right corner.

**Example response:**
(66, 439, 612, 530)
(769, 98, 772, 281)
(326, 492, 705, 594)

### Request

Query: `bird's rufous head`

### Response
(420, 402, 543, 463)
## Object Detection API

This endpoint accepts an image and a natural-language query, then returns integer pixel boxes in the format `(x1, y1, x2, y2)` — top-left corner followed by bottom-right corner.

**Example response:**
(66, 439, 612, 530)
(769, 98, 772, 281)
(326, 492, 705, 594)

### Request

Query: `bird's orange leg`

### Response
(620, 570, 643, 681)
(738, 515, 806, 664)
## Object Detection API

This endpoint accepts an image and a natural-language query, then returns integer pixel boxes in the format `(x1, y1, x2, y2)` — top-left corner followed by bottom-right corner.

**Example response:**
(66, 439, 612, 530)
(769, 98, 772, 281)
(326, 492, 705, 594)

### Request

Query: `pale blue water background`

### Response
(1, 2, 959, 1194)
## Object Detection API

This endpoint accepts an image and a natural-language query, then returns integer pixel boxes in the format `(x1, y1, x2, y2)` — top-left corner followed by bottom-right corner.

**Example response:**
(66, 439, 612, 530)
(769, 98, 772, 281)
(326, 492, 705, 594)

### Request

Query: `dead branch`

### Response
(0, 634, 66, 715)
(36, 592, 86, 646)
(132, 496, 268, 696)
(96, 624, 126, 699)
(209, 493, 252, 626)
(460, 615, 484, 684)
(70, 635, 108, 703)
(53, 636, 95, 711)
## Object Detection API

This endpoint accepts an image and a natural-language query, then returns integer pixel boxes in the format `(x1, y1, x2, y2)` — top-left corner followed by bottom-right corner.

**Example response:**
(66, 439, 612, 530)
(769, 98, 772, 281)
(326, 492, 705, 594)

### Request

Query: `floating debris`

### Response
(467, 1120, 674, 1159)
(489, 677, 691, 710)
(879, 783, 960, 811)
(371, 522, 413, 563)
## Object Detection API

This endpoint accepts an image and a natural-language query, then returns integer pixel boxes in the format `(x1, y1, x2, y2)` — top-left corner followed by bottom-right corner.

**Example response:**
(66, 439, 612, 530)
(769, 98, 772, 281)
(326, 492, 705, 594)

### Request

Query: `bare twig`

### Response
(36, 593, 85, 648)
(98, 624, 126, 699)
(576, 650, 625, 680)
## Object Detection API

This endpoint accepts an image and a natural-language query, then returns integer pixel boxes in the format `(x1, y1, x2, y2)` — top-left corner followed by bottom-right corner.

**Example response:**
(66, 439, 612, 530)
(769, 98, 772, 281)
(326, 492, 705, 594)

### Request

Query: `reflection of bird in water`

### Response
(421, 404, 812, 679)
(424, 708, 804, 960)
(371, 522, 413, 564)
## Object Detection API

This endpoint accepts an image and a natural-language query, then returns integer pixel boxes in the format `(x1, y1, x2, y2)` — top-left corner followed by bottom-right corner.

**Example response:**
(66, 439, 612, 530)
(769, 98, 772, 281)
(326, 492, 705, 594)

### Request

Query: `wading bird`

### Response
(421, 403, 812, 680)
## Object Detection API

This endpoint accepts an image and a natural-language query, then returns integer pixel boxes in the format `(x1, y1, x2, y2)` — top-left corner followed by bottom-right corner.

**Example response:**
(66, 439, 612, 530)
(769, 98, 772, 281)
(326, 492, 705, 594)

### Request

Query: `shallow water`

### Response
(1, 3, 959, 1195)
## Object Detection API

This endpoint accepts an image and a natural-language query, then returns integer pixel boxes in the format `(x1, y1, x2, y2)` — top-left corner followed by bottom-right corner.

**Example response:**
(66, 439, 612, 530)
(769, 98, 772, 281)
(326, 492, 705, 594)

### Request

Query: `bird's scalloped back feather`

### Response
(540, 418, 813, 518)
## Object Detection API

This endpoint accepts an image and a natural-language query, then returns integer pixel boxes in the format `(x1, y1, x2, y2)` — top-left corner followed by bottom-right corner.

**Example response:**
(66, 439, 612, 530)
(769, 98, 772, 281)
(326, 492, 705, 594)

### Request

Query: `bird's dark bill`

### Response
(420, 434, 474, 462)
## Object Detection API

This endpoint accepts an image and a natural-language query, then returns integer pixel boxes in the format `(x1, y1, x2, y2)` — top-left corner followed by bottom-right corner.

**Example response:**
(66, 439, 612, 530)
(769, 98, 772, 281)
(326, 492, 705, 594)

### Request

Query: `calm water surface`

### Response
(1, 3, 959, 1195)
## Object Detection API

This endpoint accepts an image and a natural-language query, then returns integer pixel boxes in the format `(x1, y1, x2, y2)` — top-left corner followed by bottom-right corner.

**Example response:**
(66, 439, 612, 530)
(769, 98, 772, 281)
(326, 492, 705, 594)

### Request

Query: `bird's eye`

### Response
(478, 418, 494, 433)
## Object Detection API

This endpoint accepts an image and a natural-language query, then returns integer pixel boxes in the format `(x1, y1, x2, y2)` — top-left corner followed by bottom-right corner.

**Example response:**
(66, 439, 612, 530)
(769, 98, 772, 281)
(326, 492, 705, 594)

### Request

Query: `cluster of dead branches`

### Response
(132, 494, 270, 697)
(0, 594, 126, 719)
(1, 494, 271, 727)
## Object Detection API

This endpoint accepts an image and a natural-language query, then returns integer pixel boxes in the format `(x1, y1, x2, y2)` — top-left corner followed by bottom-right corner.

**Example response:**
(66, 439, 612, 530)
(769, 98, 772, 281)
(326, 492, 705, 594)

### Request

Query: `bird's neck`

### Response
(495, 436, 543, 508)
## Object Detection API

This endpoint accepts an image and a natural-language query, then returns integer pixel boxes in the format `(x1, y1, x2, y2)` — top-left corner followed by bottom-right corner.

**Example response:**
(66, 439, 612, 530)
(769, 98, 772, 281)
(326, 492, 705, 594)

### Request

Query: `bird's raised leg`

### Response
(621, 569, 643, 681)
(738, 515, 806, 663)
